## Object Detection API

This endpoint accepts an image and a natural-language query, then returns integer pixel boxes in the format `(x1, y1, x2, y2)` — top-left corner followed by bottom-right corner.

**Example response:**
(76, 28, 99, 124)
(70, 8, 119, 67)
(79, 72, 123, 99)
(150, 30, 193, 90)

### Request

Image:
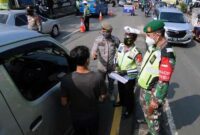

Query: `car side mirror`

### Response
(57, 72, 66, 80)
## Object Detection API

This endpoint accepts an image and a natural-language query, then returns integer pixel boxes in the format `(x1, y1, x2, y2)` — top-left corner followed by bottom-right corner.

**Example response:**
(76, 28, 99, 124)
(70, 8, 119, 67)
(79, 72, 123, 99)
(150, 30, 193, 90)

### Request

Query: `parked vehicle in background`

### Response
(0, 24, 75, 135)
(154, 7, 193, 45)
(119, 0, 126, 6)
(79, 0, 108, 15)
(192, 0, 200, 7)
(0, 10, 60, 37)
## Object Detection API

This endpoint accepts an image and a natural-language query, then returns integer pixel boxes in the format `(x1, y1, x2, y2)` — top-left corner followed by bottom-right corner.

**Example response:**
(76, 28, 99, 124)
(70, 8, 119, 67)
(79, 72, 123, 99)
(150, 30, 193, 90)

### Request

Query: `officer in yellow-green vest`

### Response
(0, 0, 9, 10)
(83, 0, 90, 31)
(137, 20, 176, 135)
(114, 26, 142, 119)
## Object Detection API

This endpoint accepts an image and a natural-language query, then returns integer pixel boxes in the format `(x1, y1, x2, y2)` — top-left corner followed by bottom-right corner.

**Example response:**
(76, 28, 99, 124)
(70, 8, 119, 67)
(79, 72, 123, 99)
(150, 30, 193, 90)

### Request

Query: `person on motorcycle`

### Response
(26, 5, 42, 32)
(144, 0, 152, 17)
(193, 14, 200, 40)
(35, 1, 48, 17)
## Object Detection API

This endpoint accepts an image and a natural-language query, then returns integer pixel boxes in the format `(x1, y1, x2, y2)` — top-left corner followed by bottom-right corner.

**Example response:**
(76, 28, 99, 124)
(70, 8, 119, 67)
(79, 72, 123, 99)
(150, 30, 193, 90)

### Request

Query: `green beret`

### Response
(143, 20, 165, 33)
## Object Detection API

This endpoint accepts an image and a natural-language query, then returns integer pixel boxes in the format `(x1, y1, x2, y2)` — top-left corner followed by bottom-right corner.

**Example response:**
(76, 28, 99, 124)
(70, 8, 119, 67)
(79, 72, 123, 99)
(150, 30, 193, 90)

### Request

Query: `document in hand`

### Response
(108, 72, 128, 84)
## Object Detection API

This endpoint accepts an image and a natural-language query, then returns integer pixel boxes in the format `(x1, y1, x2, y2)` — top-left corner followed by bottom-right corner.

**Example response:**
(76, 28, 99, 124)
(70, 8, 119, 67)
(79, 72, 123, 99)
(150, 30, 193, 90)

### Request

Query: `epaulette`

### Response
(118, 43, 124, 52)
(161, 46, 175, 59)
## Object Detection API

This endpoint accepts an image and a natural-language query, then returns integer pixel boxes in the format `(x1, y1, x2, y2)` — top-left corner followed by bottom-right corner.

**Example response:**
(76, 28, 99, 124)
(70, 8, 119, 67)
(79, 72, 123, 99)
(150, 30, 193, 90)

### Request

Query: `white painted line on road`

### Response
(62, 29, 80, 39)
(165, 99, 178, 135)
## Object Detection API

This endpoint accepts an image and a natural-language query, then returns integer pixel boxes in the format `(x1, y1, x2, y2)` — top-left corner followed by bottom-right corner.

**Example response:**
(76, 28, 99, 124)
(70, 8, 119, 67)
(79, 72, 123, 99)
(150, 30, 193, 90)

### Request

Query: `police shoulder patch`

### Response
(118, 43, 124, 52)
(128, 48, 138, 60)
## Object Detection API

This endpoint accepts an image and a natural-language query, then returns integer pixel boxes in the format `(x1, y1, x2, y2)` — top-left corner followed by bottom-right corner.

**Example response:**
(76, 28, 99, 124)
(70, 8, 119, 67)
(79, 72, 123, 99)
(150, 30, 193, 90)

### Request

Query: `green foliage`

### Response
(179, 2, 187, 13)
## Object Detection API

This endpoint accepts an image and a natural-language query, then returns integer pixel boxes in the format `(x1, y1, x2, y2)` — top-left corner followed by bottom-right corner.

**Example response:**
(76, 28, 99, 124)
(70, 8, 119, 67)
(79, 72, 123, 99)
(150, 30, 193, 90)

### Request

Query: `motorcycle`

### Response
(193, 14, 200, 42)
(144, 2, 151, 17)
(35, 2, 49, 18)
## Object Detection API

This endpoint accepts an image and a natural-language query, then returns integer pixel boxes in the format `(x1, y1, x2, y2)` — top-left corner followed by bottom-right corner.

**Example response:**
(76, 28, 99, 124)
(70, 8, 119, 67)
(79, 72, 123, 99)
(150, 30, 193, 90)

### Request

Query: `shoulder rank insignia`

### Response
(118, 45, 124, 52)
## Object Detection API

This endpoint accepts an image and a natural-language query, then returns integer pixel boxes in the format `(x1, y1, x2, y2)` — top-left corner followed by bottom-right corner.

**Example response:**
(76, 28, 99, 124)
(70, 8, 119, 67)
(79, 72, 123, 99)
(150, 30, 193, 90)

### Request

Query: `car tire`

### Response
(51, 25, 59, 37)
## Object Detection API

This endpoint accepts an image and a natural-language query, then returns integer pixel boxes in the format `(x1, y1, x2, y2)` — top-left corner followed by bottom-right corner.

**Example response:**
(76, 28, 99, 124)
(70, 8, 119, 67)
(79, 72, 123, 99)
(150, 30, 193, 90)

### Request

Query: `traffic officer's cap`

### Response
(82, 0, 87, 4)
(101, 21, 113, 31)
(124, 26, 140, 35)
(144, 20, 165, 33)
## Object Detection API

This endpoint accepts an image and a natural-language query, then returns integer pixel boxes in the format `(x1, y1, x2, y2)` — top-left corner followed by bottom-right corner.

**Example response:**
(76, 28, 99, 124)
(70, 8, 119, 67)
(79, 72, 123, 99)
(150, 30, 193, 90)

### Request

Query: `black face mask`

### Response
(102, 31, 111, 39)
(124, 38, 134, 46)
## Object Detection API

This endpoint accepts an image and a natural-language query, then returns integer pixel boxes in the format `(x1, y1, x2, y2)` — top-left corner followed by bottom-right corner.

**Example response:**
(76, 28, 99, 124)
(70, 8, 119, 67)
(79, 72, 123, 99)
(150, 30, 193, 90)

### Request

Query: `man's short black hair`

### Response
(70, 46, 90, 66)
(156, 28, 165, 37)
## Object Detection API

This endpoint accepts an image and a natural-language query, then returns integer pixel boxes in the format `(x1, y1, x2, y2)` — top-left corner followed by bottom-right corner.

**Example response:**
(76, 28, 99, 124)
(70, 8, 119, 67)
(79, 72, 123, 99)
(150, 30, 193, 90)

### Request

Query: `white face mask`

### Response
(145, 36, 156, 47)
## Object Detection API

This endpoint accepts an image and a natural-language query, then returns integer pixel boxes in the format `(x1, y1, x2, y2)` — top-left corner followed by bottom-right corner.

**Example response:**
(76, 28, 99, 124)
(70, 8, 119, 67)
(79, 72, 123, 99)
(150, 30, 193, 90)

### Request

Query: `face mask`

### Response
(102, 32, 111, 39)
(124, 38, 134, 46)
(145, 36, 155, 46)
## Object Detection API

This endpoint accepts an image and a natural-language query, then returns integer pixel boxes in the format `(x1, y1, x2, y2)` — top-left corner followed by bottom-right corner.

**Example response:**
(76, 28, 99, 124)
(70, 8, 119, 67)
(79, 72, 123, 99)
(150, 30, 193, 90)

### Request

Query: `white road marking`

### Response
(62, 29, 80, 39)
(164, 99, 178, 135)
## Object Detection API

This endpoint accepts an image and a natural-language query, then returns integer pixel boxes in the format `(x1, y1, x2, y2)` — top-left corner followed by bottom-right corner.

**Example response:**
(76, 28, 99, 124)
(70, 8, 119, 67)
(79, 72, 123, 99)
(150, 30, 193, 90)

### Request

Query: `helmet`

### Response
(26, 5, 34, 15)
(82, 0, 88, 4)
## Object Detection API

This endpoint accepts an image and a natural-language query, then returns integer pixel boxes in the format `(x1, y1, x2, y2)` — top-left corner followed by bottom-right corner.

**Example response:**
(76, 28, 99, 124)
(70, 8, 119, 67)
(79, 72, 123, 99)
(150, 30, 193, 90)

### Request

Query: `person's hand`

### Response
(150, 99, 158, 109)
(118, 70, 127, 76)
(92, 52, 97, 60)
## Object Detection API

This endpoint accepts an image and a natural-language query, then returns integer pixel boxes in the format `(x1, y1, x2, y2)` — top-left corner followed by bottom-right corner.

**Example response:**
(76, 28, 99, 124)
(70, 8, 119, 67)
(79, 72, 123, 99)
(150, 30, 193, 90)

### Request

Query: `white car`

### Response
(0, 24, 74, 135)
(154, 7, 193, 45)
(0, 10, 60, 37)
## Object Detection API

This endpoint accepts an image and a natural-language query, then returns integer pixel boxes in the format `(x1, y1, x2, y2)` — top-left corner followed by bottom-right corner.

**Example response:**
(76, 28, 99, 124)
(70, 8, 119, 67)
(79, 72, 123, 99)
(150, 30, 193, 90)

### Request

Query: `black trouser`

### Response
(118, 79, 136, 113)
(84, 16, 90, 31)
(73, 115, 99, 135)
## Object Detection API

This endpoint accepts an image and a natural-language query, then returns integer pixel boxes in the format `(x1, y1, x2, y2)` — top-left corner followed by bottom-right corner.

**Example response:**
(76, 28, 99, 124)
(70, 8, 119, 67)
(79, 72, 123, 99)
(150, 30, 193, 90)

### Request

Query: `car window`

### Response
(2, 41, 73, 101)
(15, 14, 28, 26)
(160, 12, 186, 23)
(0, 14, 8, 24)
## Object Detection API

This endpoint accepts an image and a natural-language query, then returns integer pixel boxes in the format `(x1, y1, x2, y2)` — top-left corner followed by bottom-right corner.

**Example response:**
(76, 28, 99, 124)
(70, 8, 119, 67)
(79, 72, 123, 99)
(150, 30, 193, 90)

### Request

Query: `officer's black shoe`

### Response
(122, 111, 131, 119)
(113, 101, 122, 107)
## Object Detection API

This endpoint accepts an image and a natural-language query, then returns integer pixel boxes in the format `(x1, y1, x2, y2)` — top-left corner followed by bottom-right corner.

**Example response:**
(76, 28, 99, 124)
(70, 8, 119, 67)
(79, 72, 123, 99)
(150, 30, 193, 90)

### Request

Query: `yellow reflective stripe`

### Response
(138, 49, 160, 89)
(117, 46, 137, 71)
(0, 2, 8, 9)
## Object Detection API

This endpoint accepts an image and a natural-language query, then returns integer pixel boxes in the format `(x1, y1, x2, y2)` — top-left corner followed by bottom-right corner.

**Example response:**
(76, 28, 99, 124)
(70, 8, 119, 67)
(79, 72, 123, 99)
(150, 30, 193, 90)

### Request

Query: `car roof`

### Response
(0, 24, 44, 46)
(158, 7, 182, 13)
(0, 10, 26, 15)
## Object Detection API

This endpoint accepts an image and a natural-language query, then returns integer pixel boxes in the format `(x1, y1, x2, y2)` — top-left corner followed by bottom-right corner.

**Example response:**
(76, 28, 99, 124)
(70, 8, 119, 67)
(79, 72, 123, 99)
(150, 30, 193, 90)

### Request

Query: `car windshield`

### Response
(0, 14, 8, 24)
(160, 12, 186, 23)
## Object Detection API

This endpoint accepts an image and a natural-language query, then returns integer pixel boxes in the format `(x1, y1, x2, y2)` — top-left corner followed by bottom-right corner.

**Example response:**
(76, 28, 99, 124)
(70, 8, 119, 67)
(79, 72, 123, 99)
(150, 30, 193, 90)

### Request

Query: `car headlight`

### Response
(187, 29, 193, 33)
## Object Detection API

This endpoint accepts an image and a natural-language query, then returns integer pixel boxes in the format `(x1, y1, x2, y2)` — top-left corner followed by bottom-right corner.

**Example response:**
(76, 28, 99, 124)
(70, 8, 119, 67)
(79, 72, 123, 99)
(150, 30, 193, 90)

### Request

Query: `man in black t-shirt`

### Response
(61, 46, 107, 135)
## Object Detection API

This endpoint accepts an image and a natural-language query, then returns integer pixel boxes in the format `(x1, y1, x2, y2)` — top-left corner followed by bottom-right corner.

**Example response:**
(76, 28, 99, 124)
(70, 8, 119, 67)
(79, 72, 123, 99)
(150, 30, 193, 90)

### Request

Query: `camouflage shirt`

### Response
(92, 35, 120, 73)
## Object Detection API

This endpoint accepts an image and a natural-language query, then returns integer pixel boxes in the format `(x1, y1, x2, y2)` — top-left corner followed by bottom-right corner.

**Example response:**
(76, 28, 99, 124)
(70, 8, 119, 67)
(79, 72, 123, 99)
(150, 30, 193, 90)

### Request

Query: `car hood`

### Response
(164, 22, 193, 31)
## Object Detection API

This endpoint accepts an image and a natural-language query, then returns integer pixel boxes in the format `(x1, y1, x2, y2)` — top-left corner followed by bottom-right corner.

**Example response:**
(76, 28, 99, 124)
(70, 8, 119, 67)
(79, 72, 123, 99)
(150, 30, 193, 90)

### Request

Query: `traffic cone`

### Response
(80, 17, 86, 32)
(99, 12, 103, 21)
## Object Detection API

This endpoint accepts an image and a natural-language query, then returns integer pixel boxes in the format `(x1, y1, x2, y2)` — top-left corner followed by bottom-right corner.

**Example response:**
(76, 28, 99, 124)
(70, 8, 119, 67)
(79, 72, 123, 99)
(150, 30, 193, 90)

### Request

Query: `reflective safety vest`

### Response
(83, 5, 90, 17)
(0, 0, 9, 9)
(138, 46, 161, 89)
(116, 43, 139, 79)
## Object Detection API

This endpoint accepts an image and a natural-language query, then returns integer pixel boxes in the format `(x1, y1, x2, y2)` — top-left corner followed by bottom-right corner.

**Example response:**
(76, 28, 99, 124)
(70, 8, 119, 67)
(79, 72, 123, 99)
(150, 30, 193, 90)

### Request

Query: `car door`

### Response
(0, 87, 23, 135)
(0, 39, 74, 135)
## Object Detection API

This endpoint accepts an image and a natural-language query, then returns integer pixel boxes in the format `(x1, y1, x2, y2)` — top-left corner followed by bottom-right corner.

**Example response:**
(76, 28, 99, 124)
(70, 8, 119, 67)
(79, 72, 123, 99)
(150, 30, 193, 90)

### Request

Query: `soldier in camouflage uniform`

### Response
(91, 22, 120, 101)
(137, 20, 176, 135)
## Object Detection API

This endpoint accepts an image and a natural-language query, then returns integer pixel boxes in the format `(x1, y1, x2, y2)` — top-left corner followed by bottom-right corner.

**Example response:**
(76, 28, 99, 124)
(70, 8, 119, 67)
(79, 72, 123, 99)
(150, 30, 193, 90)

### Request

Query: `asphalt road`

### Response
(55, 5, 200, 135)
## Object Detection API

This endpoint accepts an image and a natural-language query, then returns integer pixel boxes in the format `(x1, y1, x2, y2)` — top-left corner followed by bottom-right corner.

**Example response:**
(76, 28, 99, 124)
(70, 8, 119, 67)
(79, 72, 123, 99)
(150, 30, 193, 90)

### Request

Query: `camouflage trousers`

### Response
(140, 89, 162, 135)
